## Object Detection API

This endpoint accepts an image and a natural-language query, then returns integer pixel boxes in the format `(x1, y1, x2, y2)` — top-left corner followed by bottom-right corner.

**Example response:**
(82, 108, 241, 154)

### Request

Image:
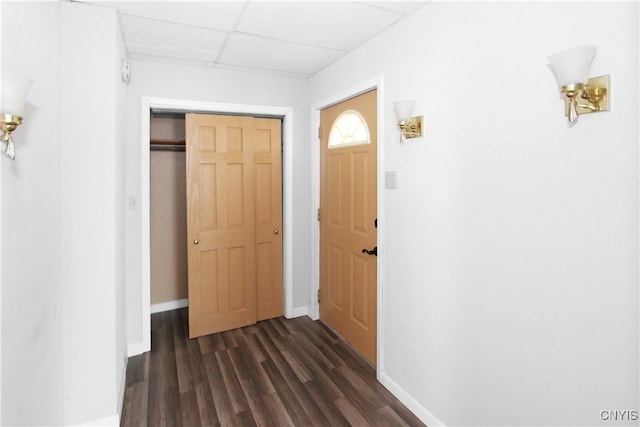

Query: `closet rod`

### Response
(150, 144, 185, 152)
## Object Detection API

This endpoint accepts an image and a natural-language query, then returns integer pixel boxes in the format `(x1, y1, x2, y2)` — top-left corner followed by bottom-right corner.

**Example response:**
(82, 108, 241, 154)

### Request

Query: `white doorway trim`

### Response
(309, 76, 386, 372)
(139, 96, 295, 353)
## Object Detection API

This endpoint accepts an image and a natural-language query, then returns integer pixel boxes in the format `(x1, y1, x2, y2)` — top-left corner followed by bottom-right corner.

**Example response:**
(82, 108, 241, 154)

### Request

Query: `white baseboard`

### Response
(127, 342, 145, 357)
(378, 370, 446, 427)
(151, 298, 188, 314)
(137, 298, 190, 356)
(288, 305, 309, 318)
(82, 414, 119, 426)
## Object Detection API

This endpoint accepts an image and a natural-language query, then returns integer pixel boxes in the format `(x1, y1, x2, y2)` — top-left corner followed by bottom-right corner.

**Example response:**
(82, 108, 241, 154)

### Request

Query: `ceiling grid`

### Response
(76, 0, 427, 78)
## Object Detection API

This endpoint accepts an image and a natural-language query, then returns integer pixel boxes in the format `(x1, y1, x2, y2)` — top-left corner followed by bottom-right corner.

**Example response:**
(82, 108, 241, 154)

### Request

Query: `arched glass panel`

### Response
(328, 110, 370, 149)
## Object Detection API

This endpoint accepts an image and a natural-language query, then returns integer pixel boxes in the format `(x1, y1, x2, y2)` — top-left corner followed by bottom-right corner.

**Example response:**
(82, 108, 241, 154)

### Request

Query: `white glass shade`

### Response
(548, 45, 597, 89)
(1, 72, 33, 117)
(393, 100, 415, 121)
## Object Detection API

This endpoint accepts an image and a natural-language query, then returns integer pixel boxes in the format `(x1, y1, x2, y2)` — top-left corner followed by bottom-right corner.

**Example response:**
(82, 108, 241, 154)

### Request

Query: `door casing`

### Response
(310, 77, 386, 373)
(138, 97, 294, 354)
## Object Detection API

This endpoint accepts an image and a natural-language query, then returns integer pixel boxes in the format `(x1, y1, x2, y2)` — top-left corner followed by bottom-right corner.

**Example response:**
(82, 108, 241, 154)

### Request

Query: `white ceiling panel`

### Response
(363, 1, 426, 15)
(128, 51, 208, 68)
(237, 1, 402, 51)
(120, 14, 226, 61)
(74, 0, 429, 78)
(127, 44, 218, 62)
(219, 33, 344, 75)
(211, 62, 309, 80)
(87, 1, 247, 31)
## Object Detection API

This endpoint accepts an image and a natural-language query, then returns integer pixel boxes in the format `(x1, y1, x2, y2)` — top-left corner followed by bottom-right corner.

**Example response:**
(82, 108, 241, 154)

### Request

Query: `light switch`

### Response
(385, 171, 398, 190)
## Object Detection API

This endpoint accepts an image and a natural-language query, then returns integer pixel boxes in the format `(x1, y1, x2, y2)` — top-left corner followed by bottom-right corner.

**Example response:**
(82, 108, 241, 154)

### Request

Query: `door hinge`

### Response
(318, 127, 322, 140)
(317, 289, 321, 303)
(317, 208, 322, 221)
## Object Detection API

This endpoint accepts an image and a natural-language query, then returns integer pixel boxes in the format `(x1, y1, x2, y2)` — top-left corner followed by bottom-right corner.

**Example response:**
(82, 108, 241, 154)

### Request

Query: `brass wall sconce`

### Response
(548, 45, 610, 124)
(1, 73, 33, 160)
(393, 100, 423, 143)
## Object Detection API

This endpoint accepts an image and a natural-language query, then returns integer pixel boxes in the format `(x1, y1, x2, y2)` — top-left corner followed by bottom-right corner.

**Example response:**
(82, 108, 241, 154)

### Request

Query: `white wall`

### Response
(114, 5, 128, 420)
(1, 2, 64, 425)
(124, 61, 311, 349)
(310, 2, 639, 426)
(1, 2, 127, 425)
(59, 2, 127, 424)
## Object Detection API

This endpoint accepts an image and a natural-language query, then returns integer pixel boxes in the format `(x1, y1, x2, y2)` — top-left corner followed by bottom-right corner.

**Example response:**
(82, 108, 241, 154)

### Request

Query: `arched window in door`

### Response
(328, 110, 370, 149)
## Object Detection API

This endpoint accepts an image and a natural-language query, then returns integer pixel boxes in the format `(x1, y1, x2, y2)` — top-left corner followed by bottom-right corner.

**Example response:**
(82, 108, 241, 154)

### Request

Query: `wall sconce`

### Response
(548, 45, 610, 124)
(1, 73, 33, 160)
(393, 100, 423, 143)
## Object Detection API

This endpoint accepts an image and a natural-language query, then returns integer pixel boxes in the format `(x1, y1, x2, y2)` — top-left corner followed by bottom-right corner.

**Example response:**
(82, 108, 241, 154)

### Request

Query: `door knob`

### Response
(193, 239, 199, 245)
(274, 230, 279, 235)
(361, 246, 377, 256)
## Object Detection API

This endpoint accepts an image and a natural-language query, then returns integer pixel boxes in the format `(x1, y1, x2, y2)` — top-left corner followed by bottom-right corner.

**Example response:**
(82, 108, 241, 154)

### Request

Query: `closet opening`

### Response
(139, 97, 295, 354)
(149, 111, 188, 314)
(148, 109, 286, 342)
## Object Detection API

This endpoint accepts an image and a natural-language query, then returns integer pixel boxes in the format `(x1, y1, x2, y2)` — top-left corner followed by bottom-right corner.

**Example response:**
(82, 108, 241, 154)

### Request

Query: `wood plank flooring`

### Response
(121, 308, 425, 426)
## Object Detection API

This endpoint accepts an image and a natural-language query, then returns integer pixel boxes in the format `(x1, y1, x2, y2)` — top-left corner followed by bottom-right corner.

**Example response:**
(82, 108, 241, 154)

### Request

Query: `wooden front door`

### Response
(319, 90, 378, 364)
(186, 114, 283, 338)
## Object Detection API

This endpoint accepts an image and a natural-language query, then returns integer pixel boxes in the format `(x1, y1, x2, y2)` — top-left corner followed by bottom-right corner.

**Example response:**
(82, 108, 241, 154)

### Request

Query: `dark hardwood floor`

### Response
(121, 308, 425, 426)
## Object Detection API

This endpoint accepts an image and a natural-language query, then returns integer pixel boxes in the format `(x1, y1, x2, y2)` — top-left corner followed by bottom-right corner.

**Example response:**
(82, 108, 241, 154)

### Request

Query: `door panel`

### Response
(320, 90, 377, 364)
(352, 152, 369, 234)
(328, 244, 343, 308)
(186, 114, 283, 338)
(351, 254, 369, 327)
(254, 118, 283, 321)
(187, 114, 257, 338)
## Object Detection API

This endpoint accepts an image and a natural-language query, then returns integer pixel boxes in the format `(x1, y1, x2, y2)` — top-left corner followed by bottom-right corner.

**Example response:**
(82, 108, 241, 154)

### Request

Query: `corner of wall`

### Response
(289, 305, 310, 319)
(378, 371, 446, 427)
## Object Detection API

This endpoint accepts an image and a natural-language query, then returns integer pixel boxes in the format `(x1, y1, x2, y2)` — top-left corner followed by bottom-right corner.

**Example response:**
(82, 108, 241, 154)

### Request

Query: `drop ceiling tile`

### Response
(120, 14, 226, 62)
(127, 44, 217, 62)
(92, 1, 247, 31)
(237, 1, 401, 50)
(78, 0, 421, 74)
(212, 62, 310, 80)
(129, 53, 207, 68)
(364, 1, 426, 15)
(219, 33, 345, 76)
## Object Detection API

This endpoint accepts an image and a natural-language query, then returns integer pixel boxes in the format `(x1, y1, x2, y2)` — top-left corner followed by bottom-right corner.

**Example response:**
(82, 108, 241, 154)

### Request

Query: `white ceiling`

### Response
(76, 1, 427, 78)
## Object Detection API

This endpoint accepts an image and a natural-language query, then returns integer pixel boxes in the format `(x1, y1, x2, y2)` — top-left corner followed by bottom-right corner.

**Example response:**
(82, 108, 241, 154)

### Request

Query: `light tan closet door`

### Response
(186, 114, 283, 338)
(254, 118, 284, 321)
(186, 114, 257, 338)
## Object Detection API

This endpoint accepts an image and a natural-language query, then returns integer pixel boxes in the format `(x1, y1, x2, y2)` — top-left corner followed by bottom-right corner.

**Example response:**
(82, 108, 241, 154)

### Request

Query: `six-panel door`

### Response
(319, 90, 378, 364)
(186, 114, 283, 338)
